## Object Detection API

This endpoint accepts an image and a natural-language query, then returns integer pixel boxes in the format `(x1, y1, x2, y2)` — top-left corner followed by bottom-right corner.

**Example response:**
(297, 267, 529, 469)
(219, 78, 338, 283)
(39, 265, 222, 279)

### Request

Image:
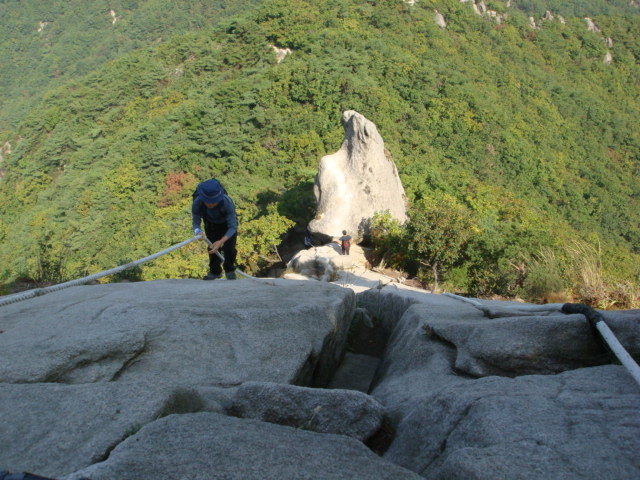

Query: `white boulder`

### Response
(309, 111, 407, 242)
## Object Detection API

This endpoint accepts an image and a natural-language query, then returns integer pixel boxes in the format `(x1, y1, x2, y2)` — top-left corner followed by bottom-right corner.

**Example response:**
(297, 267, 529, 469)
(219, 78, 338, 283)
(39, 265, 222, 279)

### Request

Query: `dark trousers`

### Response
(204, 222, 237, 274)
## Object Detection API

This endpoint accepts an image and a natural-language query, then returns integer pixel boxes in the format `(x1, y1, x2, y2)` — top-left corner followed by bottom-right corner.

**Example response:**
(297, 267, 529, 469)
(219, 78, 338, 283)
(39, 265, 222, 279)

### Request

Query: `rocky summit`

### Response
(1, 277, 639, 479)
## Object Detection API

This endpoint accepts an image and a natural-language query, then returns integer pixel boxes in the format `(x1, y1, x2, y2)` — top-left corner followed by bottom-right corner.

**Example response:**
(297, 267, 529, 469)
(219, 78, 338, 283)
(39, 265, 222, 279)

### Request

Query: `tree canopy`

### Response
(0, 0, 638, 306)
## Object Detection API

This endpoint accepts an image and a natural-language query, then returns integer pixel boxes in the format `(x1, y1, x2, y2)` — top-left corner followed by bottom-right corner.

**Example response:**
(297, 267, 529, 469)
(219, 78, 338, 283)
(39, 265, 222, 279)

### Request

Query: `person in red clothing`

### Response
(339, 230, 352, 255)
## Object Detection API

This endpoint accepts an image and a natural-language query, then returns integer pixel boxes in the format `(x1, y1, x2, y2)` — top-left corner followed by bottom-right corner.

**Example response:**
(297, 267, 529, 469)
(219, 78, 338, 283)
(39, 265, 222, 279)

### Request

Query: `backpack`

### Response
(342, 237, 350, 249)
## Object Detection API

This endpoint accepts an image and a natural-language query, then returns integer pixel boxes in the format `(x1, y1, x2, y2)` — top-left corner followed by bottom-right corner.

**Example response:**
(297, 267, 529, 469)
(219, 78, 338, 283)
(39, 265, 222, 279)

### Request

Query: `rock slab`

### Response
(0, 279, 355, 388)
(63, 412, 423, 480)
(359, 291, 640, 480)
(385, 365, 640, 480)
(0, 382, 207, 478)
(230, 381, 386, 442)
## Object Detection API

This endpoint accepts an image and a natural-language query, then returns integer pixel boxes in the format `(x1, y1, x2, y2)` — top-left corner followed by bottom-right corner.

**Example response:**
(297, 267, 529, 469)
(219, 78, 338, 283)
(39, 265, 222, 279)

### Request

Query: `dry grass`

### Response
(566, 241, 639, 310)
(519, 241, 639, 309)
(521, 248, 566, 304)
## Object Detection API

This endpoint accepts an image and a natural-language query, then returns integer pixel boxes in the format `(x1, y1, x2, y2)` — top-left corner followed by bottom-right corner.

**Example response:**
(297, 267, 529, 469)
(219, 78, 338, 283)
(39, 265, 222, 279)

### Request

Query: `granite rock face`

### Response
(357, 288, 640, 480)
(0, 279, 354, 388)
(308, 110, 407, 242)
(1, 279, 382, 479)
(0, 382, 209, 478)
(384, 365, 640, 480)
(230, 381, 386, 443)
(1, 278, 639, 480)
(63, 413, 423, 480)
(423, 313, 611, 376)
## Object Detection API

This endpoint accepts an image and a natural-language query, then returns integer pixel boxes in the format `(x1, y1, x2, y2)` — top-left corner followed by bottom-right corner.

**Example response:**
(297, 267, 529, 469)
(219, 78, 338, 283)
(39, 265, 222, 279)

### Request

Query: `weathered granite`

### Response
(384, 365, 640, 480)
(357, 289, 640, 480)
(308, 110, 407, 242)
(431, 298, 640, 375)
(0, 382, 211, 478)
(356, 283, 438, 337)
(2, 277, 639, 480)
(0, 279, 354, 388)
(423, 313, 611, 376)
(63, 412, 424, 480)
(287, 244, 345, 281)
(366, 297, 477, 422)
(230, 381, 386, 442)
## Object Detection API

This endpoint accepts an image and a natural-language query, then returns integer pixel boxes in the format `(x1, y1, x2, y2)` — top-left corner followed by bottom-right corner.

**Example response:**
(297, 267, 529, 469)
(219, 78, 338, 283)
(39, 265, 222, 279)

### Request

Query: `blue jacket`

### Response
(192, 194, 238, 239)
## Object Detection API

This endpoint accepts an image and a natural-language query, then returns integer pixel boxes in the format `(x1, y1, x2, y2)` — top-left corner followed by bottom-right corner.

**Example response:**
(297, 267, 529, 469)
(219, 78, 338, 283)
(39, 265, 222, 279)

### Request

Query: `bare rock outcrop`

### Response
(585, 17, 601, 33)
(384, 364, 639, 479)
(63, 413, 422, 480)
(470, 1, 506, 23)
(2, 276, 639, 479)
(286, 243, 365, 282)
(0, 279, 377, 479)
(0, 382, 208, 477)
(230, 381, 387, 443)
(356, 288, 640, 479)
(0, 279, 354, 388)
(472, 0, 487, 15)
(309, 111, 407, 242)
(423, 311, 640, 376)
(271, 45, 292, 63)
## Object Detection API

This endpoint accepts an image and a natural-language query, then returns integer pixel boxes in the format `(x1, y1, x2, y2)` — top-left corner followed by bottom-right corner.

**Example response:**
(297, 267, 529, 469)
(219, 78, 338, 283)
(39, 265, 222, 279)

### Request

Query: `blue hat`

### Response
(198, 179, 224, 203)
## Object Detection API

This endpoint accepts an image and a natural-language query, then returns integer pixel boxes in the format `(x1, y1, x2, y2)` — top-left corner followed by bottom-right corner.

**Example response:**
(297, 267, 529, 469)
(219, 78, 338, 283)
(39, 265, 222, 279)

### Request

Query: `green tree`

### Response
(237, 203, 295, 274)
(369, 210, 406, 269)
(406, 194, 476, 292)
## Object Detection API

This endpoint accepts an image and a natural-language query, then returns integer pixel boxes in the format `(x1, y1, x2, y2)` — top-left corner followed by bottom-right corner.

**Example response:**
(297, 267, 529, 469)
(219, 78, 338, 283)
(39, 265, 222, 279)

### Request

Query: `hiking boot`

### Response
(203, 272, 222, 280)
(226, 271, 237, 280)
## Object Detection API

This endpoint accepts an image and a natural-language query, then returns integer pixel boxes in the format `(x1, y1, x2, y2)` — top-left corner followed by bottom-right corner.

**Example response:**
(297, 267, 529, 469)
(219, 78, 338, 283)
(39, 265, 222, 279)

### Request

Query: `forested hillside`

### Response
(0, 0, 638, 306)
(0, 0, 261, 131)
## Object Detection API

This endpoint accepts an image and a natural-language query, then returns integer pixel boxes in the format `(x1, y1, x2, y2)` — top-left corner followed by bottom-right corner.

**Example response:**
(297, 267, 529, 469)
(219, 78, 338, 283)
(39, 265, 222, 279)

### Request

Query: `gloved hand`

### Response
(194, 228, 204, 239)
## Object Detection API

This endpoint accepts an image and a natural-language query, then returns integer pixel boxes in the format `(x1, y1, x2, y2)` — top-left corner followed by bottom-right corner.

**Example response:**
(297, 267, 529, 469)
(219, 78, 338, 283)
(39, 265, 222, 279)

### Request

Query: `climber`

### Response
(339, 230, 352, 255)
(192, 179, 238, 280)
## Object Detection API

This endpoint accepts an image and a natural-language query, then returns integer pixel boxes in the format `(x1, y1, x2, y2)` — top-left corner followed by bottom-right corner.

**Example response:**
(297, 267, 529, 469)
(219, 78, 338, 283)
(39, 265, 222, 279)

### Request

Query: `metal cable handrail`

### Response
(0, 235, 265, 308)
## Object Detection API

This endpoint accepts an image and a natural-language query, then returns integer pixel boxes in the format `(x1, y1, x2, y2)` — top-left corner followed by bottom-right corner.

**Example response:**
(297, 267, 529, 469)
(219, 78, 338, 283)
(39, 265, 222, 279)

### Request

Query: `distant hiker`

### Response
(339, 230, 352, 255)
(192, 179, 238, 280)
